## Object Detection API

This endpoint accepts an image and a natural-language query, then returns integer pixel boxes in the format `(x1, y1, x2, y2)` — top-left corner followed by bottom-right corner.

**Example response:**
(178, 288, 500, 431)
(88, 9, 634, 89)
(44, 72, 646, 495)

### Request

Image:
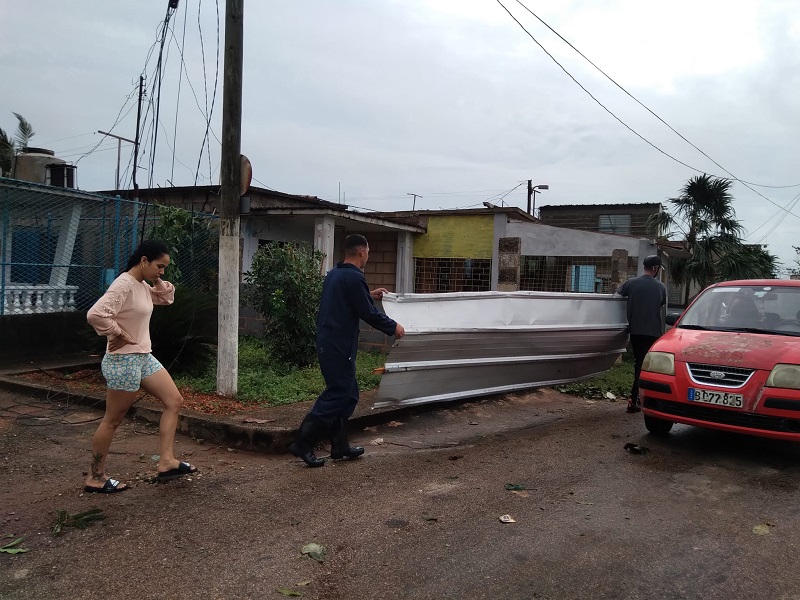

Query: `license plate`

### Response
(687, 388, 744, 408)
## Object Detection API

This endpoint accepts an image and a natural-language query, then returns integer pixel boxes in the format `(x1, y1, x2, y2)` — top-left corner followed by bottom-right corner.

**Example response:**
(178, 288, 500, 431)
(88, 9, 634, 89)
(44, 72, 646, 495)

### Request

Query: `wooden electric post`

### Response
(217, 0, 244, 396)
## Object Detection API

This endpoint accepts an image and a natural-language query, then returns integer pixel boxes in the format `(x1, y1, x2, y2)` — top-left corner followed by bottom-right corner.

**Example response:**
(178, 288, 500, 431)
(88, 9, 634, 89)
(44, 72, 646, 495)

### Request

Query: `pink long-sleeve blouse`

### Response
(86, 272, 175, 354)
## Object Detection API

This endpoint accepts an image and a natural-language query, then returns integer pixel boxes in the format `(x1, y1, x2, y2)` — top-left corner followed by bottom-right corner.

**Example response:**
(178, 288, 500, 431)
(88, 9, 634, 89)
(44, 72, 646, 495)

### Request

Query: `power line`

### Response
(496, 0, 800, 224)
(512, 0, 800, 191)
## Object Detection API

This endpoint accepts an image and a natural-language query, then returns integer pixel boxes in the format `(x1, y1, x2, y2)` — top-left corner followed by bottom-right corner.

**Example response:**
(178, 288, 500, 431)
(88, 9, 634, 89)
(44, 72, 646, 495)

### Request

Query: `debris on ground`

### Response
(386, 421, 404, 427)
(0, 538, 29, 554)
(753, 523, 774, 536)
(242, 418, 276, 424)
(52, 508, 106, 536)
(499, 514, 516, 523)
(370, 437, 384, 446)
(276, 587, 302, 597)
(421, 514, 438, 522)
(605, 392, 617, 401)
(300, 542, 327, 563)
(504, 483, 527, 491)
(511, 490, 530, 498)
(623, 443, 650, 455)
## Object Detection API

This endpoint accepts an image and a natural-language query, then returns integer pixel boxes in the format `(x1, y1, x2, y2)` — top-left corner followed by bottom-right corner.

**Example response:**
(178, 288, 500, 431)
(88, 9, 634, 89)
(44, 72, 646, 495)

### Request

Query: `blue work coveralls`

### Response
(309, 262, 397, 423)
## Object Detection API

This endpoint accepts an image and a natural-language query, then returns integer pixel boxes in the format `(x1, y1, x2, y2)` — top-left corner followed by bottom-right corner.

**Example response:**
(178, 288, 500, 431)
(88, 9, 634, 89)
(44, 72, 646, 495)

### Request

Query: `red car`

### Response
(640, 279, 800, 441)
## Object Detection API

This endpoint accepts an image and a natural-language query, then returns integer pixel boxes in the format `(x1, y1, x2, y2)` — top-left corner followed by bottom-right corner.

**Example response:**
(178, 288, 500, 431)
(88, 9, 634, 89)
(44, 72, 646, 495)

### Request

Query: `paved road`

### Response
(2, 388, 800, 600)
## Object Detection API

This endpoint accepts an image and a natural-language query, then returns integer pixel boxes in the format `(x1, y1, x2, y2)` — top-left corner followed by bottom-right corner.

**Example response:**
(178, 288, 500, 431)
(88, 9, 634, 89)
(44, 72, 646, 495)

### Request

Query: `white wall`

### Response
(506, 221, 656, 261)
(241, 217, 312, 273)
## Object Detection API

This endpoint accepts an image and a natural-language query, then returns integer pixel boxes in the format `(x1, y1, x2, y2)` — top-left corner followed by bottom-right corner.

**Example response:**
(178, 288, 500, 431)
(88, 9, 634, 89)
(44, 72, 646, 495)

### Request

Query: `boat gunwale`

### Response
(383, 348, 626, 372)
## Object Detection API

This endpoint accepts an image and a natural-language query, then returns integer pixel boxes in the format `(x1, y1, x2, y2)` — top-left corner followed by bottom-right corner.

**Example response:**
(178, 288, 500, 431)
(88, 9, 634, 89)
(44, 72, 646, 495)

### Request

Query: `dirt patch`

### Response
(16, 368, 257, 416)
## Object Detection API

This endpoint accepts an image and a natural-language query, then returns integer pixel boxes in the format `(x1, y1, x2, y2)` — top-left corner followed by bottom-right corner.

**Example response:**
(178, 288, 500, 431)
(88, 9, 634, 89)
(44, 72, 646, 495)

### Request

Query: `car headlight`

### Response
(642, 351, 674, 376)
(766, 364, 800, 389)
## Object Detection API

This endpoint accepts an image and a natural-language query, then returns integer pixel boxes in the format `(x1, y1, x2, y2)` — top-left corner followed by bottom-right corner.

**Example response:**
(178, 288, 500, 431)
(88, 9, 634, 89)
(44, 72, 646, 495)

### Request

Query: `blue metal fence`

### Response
(0, 177, 218, 316)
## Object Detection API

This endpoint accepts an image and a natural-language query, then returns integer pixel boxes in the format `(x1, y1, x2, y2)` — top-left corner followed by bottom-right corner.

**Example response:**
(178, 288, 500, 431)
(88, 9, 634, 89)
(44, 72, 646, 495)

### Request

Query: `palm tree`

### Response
(0, 113, 36, 177)
(648, 174, 778, 305)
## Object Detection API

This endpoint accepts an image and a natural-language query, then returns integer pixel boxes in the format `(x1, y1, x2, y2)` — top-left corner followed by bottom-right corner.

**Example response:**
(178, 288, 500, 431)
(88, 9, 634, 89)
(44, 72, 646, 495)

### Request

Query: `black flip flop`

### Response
(84, 478, 129, 494)
(157, 462, 198, 482)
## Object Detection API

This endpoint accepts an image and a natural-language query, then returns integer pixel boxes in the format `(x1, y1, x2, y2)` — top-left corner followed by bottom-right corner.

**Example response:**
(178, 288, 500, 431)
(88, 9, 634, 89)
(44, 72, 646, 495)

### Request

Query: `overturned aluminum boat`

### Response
(374, 291, 629, 408)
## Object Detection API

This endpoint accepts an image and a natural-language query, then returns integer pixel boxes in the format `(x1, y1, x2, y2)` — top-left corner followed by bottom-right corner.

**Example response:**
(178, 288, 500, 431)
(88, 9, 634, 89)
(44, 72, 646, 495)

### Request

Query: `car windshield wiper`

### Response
(677, 324, 712, 330)
(716, 327, 772, 335)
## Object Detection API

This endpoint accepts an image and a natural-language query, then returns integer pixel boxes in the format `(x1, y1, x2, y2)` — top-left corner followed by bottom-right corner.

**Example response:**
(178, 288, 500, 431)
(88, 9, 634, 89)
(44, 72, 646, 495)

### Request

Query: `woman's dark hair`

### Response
(125, 240, 170, 272)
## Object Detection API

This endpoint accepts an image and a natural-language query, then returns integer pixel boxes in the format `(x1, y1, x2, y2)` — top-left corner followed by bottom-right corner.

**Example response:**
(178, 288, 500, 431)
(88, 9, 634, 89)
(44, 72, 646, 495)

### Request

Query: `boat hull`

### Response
(375, 291, 629, 407)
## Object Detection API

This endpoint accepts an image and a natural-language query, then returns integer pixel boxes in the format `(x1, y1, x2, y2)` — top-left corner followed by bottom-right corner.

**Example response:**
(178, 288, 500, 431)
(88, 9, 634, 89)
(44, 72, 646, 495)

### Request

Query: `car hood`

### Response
(653, 328, 800, 370)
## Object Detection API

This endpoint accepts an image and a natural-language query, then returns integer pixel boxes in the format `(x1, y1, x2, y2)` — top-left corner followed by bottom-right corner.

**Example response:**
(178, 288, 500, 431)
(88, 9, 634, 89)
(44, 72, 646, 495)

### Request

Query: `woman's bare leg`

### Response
(140, 368, 189, 473)
(85, 389, 139, 489)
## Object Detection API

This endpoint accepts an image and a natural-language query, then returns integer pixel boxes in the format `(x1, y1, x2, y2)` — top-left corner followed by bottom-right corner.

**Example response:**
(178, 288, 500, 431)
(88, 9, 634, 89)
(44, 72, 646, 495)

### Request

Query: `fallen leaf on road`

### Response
(0, 538, 28, 554)
(576, 501, 594, 506)
(421, 514, 438, 522)
(504, 483, 527, 491)
(296, 581, 311, 587)
(301, 542, 328, 563)
(277, 588, 302, 597)
(499, 514, 516, 523)
(753, 523, 774, 536)
(623, 443, 650, 455)
(586, 400, 595, 405)
(243, 418, 276, 424)
(511, 490, 530, 498)
(370, 438, 384, 446)
(363, 426, 378, 433)
(387, 421, 404, 427)
(468, 421, 479, 425)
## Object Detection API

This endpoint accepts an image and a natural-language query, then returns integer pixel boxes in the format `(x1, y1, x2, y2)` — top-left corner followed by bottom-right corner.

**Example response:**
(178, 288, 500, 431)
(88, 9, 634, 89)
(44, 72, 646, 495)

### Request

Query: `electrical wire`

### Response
(512, 0, 800, 191)
(496, 0, 800, 224)
(170, 0, 189, 184)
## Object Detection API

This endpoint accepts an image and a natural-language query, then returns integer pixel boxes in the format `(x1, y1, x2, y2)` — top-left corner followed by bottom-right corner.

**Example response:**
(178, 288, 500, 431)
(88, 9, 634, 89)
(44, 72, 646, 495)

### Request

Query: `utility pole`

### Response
(407, 192, 422, 210)
(526, 180, 533, 215)
(217, 0, 244, 396)
(97, 131, 136, 190)
(132, 75, 144, 197)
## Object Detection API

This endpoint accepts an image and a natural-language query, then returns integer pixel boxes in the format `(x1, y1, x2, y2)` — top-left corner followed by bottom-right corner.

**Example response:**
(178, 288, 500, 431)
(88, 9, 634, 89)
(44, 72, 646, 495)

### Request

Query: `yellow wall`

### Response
(414, 215, 494, 259)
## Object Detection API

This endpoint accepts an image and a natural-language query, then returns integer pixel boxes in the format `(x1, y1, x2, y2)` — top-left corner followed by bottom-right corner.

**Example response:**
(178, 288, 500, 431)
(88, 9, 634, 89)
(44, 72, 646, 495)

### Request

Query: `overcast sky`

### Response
(2, 1, 799, 270)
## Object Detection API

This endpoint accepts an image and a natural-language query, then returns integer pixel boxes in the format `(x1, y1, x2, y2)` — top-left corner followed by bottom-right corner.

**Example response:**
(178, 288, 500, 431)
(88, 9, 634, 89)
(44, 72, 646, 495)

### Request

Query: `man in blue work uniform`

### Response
(290, 234, 406, 467)
(616, 254, 666, 413)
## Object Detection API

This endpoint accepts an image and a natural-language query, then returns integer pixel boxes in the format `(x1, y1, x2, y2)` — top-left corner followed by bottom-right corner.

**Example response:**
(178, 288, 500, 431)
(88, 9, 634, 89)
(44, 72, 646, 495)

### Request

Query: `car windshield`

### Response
(679, 285, 800, 335)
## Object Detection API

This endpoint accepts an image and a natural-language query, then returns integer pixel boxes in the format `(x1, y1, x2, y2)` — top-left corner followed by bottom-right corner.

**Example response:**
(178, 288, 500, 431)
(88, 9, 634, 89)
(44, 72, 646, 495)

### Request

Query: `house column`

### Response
(49, 203, 82, 286)
(395, 231, 414, 293)
(491, 212, 508, 290)
(314, 216, 336, 274)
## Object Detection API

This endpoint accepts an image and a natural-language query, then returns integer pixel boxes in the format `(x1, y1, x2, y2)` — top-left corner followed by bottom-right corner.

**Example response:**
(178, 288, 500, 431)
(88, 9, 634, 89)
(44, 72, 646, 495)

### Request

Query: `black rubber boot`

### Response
(330, 416, 365, 460)
(289, 414, 326, 467)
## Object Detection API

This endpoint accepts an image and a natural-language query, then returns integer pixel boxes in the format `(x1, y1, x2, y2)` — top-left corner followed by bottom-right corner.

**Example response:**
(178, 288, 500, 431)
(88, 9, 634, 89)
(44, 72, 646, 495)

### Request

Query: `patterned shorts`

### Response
(101, 353, 164, 392)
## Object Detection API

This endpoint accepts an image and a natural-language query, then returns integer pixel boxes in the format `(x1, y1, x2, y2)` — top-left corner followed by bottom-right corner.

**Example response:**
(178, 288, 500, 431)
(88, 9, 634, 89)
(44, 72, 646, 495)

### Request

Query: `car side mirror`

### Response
(665, 312, 681, 326)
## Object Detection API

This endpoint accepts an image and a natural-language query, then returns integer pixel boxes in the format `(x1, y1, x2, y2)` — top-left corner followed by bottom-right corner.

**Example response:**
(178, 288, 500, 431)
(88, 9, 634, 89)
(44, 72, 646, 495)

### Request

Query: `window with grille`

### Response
(598, 214, 631, 235)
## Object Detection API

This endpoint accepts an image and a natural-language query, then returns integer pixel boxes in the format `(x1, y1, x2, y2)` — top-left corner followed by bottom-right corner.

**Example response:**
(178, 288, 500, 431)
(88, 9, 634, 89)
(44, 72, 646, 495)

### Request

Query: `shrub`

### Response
(149, 285, 217, 375)
(244, 242, 324, 368)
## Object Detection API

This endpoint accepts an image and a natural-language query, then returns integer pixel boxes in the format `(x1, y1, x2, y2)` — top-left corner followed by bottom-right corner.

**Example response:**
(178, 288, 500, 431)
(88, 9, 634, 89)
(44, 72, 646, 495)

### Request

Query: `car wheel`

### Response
(644, 415, 674, 436)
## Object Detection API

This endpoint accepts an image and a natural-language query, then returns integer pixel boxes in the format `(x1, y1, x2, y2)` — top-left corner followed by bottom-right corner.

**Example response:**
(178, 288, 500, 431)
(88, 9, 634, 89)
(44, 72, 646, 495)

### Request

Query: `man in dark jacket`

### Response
(616, 254, 666, 413)
(290, 234, 405, 467)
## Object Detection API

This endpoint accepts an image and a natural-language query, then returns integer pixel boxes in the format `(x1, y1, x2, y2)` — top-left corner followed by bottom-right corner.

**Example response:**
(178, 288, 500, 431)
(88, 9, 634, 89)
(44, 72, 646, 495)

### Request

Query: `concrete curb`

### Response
(0, 373, 422, 455)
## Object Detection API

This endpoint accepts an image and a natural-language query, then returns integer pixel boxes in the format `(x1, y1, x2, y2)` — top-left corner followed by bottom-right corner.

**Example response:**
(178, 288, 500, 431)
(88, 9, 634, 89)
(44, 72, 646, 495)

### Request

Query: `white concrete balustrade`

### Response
(2, 284, 78, 315)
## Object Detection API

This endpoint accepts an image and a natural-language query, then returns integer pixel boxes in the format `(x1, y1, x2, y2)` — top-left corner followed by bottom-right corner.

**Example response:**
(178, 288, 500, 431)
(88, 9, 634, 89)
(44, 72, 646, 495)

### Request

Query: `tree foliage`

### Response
(244, 242, 325, 368)
(647, 174, 779, 304)
(0, 113, 36, 176)
(148, 205, 218, 290)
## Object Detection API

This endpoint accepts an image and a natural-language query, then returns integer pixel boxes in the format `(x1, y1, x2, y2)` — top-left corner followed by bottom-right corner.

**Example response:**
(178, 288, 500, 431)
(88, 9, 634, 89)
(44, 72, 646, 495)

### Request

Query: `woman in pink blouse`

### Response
(85, 240, 198, 493)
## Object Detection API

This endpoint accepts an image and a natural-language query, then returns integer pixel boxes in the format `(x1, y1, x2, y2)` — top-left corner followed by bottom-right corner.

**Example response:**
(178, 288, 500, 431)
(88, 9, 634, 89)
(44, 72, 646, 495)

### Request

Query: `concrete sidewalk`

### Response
(0, 353, 427, 454)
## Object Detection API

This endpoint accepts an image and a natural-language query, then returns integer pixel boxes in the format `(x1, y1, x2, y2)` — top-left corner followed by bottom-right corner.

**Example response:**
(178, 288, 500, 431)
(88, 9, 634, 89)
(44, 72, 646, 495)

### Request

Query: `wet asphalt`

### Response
(2, 387, 800, 600)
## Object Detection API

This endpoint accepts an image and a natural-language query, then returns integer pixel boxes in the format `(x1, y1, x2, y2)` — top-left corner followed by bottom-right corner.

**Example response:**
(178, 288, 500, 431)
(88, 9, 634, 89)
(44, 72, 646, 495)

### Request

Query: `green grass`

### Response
(556, 351, 635, 400)
(173, 337, 387, 405)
